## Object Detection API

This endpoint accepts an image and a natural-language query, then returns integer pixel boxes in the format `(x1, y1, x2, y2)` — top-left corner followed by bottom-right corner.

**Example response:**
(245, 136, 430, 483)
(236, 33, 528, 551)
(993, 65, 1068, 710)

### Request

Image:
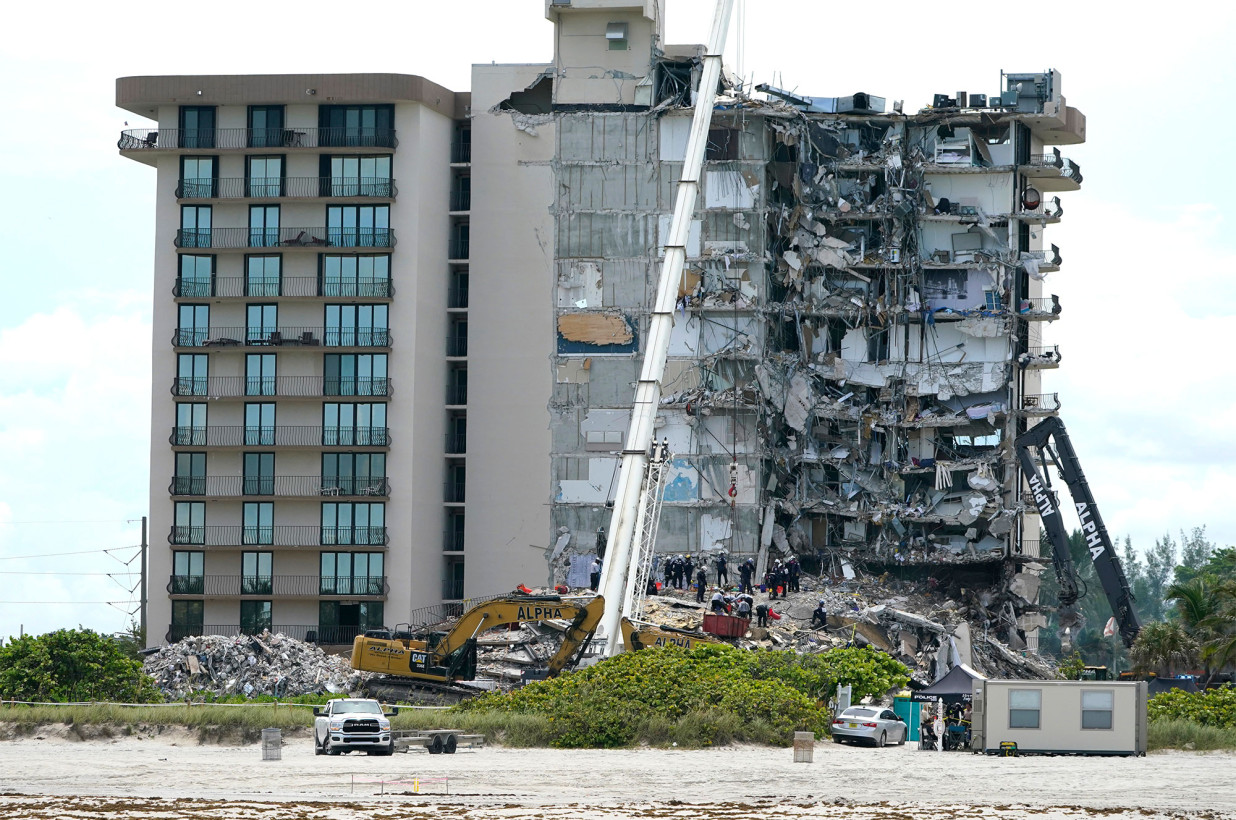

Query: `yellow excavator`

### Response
(352, 595, 605, 698)
(620, 617, 721, 651)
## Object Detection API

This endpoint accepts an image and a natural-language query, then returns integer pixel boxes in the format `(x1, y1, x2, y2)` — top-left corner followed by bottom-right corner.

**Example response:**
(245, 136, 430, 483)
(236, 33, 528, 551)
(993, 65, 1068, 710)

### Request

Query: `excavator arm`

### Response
(1014, 417, 1141, 648)
(620, 617, 721, 651)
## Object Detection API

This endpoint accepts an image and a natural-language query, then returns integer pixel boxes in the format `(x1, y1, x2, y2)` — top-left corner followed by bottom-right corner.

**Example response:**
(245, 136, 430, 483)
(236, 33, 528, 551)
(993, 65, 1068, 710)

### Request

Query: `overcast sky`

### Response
(1, 0, 1233, 640)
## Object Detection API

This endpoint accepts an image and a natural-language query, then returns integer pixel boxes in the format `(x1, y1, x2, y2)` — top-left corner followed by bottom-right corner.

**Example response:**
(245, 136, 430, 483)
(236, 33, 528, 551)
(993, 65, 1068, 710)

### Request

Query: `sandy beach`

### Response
(0, 726, 1232, 819)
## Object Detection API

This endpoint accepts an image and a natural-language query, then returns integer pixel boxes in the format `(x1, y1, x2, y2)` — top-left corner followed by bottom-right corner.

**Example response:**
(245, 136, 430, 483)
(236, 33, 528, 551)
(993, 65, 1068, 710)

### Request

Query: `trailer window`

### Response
(1008, 689, 1041, 729)
(1081, 690, 1114, 730)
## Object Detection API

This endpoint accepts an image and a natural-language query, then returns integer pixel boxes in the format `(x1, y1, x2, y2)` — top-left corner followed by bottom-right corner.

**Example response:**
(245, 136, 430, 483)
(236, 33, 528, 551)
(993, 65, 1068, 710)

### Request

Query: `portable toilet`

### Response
(893, 694, 920, 742)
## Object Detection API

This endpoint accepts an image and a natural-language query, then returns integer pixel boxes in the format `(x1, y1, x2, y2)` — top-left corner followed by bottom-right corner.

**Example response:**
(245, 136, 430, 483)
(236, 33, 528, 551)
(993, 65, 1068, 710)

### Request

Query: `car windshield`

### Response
(843, 708, 878, 718)
(335, 700, 382, 714)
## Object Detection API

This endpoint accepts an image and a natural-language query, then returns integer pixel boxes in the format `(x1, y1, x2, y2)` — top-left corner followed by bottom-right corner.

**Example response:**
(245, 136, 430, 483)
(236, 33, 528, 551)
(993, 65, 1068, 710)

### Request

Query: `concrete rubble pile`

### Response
(474, 621, 574, 685)
(144, 631, 371, 700)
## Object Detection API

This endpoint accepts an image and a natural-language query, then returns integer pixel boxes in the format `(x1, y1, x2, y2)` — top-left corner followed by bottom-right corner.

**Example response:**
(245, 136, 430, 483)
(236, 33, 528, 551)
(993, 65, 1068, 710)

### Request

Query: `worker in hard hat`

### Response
(811, 600, 829, 629)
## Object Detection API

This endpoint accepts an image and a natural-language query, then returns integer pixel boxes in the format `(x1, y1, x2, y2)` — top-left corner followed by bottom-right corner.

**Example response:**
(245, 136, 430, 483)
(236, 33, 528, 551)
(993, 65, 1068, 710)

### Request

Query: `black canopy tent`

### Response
(911, 664, 984, 704)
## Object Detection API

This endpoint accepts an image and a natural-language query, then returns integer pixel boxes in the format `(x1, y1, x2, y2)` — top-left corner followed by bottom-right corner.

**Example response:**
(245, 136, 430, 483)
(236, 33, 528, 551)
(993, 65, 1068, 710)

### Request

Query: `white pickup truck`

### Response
(312, 698, 398, 756)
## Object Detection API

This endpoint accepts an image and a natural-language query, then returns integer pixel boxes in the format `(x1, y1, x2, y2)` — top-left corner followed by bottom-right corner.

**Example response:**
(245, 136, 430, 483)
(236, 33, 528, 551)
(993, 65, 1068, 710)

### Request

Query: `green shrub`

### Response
(1148, 686, 1236, 729)
(0, 629, 162, 703)
(1148, 718, 1236, 751)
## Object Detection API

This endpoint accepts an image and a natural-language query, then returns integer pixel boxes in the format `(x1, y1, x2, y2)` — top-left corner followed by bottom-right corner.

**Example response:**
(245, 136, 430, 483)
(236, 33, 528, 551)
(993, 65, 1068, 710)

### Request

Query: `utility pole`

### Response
(140, 515, 148, 645)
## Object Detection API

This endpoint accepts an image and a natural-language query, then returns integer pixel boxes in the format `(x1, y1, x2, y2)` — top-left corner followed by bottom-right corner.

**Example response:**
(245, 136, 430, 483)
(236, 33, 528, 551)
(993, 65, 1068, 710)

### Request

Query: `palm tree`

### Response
(1129, 621, 1198, 677)
(1197, 581, 1236, 675)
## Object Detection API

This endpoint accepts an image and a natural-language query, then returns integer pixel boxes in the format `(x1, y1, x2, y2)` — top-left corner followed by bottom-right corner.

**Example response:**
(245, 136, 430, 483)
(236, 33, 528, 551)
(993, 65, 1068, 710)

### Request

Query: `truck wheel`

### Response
(326, 738, 341, 756)
(314, 736, 325, 756)
(380, 740, 395, 756)
(444, 734, 457, 755)
(428, 735, 444, 755)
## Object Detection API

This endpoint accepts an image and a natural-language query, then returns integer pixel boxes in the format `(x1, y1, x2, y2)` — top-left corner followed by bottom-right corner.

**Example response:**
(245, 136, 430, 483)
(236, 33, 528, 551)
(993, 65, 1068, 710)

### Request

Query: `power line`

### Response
(0, 601, 131, 605)
(0, 546, 140, 562)
(0, 571, 140, 576)
(2, 519, 134, 525)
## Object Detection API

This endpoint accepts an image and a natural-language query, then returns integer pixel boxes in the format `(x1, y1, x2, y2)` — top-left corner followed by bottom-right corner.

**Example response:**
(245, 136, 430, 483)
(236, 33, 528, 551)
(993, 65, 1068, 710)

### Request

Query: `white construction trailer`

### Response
(971, 679, 1148, 756)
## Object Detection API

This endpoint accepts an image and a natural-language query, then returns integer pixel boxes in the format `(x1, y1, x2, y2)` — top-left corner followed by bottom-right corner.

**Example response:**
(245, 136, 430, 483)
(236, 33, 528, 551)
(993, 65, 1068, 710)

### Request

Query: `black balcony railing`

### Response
(1016, 296, 1061, 316)
(446, 384, 468, 405)
(448, 284, 469, 309)
(172, 327, 391, 348)
(170, 425, 390, 447)
(176, 177, 397, 200)
(168, 525, 388, 547)
(446, 336, 468, 357)
(450, 141, 471, 163)
(1021, 393, 1062, 412)
(169, 475, 390, 498)
(165, 623, 369, 644)
(442, 577, 466, 601)
(168, 574, 388, 597)
(170, 376, 393, 398)
(120, 127, 398, 151)
(443, 531, 465, 552)
(174, 227, 396, 250)
(448, 238, 470, 259)
(449, 189, 471, 211)
(174, 276, 394, 299)
(444, 481, 466, 503)
(445, 433, 467, 454)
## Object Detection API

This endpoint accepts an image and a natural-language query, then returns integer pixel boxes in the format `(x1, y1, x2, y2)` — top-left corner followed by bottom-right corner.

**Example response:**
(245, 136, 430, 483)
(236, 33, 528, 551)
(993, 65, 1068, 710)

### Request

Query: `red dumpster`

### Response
(703, 613, 750, 638)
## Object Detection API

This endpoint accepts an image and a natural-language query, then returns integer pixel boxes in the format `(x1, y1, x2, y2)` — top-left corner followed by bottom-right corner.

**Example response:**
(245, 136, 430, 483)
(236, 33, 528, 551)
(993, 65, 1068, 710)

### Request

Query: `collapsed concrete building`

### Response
(121, 0, 1082, 656)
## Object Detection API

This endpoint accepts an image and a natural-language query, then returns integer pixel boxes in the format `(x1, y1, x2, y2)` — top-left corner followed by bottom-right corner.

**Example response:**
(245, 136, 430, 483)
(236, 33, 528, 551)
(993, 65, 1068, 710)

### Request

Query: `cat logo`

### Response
(409, 651, 429, 670)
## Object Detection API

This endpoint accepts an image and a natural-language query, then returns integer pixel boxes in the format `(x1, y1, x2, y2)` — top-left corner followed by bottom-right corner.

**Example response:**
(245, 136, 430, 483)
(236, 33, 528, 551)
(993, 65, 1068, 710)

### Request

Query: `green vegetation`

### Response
(1148, 687, 1236, 729)
(1147, 719, 1236, 752)
(0, 629, 161, 703)
(453, 643, 908, 748)
(1056, 652, 1086, 681)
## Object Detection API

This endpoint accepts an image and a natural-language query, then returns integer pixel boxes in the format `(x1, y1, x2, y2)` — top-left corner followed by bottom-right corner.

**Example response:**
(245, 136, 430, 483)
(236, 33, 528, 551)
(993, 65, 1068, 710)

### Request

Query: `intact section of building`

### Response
(116, 74, 535, 647)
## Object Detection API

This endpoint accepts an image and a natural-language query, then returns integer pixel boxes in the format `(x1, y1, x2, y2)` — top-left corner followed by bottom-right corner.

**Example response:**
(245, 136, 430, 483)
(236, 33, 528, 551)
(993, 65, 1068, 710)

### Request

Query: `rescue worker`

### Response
(695, 568, 707, 603)
(684, 555, 694, 587)
(735, 597, 752, 620)
(788, 557, 801, 592)
(738, 559, 754, 595)
(710, 590, 729, 614)
(716, 552, 729, 587)
(755, 602, 770, 628)
(811, 600, 829, 629)
(589, 557, 602, 592)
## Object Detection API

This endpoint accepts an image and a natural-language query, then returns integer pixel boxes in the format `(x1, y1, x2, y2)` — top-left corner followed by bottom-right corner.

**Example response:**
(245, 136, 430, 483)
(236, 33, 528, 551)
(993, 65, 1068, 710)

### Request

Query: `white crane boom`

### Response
(596, 0, 735, 656)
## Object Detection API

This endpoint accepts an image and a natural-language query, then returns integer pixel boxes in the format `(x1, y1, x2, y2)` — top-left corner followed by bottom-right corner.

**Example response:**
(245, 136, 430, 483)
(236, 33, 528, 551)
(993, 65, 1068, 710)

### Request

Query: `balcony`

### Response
(448, 238, 470, 260)
(168, 525, 388, 547)
(170, 426, 390, 448)
(1016, 296, 1061, 321)
(443, 531, 465, 552)
(119, 127, 397, 152)
(444, 480, 466, 504)
(174, 227, 396, 250)
(1021, 152, 1083, 191)
(171, 376, 392, 398)
(165, 623, 368, 644)
(448, 283, 469, 310)
(174, 276, 394, 299)
(446, 335, 468, 357)
(176, 177, 397, 200)
(449, 189, 471, 212)
(1018, 345, 1061, 369)
(445, 432, 467, 455)
(450, 140, 471, 164)
(168, 574, 388, 597)
(445, 384, 468, 405)
(1019, 392, 1061, 417)
(1020, 245, 1062, 273)
(168, 475, 390, 498)
(172, 327, 391, 349)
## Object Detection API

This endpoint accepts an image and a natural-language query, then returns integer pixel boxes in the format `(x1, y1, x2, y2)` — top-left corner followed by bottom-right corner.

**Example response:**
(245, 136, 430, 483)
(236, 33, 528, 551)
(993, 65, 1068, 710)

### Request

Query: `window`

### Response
(244, 402, 275, 446)
(241, 551, 273, 595)
(321, 255, 390, 298)
(605, 21, 628, 50)
(246, 255, 281, 297)
(174, 452, 206, 495)
(179, 105, 215, 149)
(443, 555, 465, 600)
(325, 304, 388, 347)
(245, 353, 275, 396)
(247, 156, 284, 198)
(171, 600, 204, 640)
(318, 600, 383, 643)
(325, 353, 387, 396)
(246, 304, 278, 345)
(179, 156, 216, 198)
(1009, 688, 1042, 729)
(172, 551, 204, 594)
(327, 205, 389, 247)
(322, 452, 386, 496)
(240, 600, 272, 634)
(249, 205, 280, 248)
(174, 403, 206, 446)
(324, 156, 392, 197)
(984, 290, 1003, 310)
(321, 502, 384, 545)
(320, 552, 384, 595)
(318, 104, 394, 148)
(180, 205, 212, 248)
(243, 502, 273, 546)
(706, 127, 739, 161)
(243, 452, 275, 495)
(173, 501, 205, 545)
(445, 510, 464, 552)
(177, 304, 209, 347)
(1081, 690, 1114, 730)
(248, 105, 285, 148)
(178, 254, 215, 297)
(324, 402, 387, 446)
